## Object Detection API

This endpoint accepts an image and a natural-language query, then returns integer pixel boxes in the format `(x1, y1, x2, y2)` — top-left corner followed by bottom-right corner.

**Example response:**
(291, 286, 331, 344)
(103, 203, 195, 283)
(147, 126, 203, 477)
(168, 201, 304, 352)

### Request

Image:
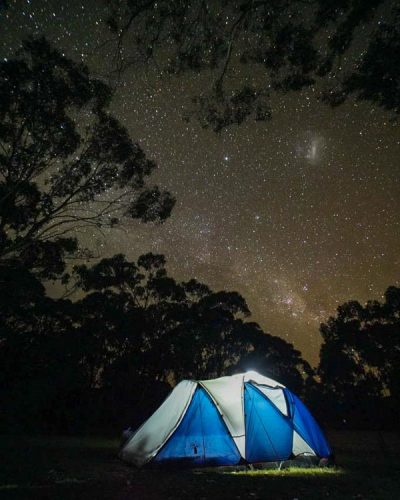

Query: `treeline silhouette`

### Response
(1, 38, 399, 435)
(0, 253, 311, 433)
(1, 252, 399, 433)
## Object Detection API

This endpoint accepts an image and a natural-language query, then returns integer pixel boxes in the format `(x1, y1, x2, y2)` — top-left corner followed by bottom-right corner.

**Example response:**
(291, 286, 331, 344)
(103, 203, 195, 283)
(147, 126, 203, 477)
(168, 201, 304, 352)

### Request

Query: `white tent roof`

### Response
(120, 371, 315, 467)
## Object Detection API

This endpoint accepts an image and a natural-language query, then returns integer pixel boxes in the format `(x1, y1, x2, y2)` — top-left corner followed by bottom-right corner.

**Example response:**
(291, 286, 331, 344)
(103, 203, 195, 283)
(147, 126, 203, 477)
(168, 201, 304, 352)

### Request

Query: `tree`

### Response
(73, 253, 251, 382)
(316, 286, 400, 428)
(103, 0, 399, 131)
(0, 37, 175, 279)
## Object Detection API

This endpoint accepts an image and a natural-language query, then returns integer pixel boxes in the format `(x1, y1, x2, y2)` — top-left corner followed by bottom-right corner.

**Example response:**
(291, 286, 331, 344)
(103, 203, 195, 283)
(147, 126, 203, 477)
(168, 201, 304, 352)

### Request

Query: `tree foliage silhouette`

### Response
(74, 252, 308, 383)
(0, 37, 175, 278)
(316, 286, 400, 428)
(104, 0, 400, 130)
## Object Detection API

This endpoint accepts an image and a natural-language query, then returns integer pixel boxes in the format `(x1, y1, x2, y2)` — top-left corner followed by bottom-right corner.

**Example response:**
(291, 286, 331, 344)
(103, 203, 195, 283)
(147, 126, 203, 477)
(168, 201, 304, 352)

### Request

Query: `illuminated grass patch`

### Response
(229, 466, 344, 477)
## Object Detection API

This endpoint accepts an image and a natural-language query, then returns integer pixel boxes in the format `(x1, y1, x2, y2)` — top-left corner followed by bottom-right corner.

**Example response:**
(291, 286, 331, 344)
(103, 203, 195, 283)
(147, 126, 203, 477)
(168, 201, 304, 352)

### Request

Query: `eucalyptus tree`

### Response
(104, 0, 400, 131)
(317, 286, 400, 427)
(0, 37, 174, 279)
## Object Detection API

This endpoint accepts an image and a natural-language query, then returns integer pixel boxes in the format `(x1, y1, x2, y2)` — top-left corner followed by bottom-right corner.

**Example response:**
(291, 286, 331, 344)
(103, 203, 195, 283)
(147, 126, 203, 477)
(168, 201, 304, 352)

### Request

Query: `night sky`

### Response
(2, 0, 399, 364)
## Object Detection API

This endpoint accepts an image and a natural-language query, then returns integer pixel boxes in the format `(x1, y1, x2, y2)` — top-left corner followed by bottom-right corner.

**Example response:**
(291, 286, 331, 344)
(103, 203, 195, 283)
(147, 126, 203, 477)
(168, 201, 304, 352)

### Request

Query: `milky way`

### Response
(2, 1, 400, 364)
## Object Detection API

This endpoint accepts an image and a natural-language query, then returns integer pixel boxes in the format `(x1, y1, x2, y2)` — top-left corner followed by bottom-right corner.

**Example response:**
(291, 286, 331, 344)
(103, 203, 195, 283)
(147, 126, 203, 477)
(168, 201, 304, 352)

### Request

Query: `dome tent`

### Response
(120, 371, 331, 467)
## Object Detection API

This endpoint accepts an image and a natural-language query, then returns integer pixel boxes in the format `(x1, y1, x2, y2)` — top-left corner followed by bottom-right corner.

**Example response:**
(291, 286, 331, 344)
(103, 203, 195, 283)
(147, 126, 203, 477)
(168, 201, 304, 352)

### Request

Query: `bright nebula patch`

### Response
(295, 132, 326, 165)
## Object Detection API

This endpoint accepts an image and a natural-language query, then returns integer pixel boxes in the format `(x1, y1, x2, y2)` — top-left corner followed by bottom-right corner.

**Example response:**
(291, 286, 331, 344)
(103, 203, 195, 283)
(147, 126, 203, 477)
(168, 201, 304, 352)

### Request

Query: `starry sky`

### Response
(2, 0, 399, 365)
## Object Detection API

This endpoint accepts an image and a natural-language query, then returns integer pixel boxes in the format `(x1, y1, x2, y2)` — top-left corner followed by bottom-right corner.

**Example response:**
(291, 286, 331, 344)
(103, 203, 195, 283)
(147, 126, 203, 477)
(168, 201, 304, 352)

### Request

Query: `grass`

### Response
(232, 466, 344, 476)
(0, 431, 399, 499)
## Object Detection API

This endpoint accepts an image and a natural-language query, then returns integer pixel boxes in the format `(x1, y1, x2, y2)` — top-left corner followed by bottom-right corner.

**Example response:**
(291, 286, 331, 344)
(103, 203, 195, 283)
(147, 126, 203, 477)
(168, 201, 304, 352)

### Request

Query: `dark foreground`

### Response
(0, 431, 399, 499)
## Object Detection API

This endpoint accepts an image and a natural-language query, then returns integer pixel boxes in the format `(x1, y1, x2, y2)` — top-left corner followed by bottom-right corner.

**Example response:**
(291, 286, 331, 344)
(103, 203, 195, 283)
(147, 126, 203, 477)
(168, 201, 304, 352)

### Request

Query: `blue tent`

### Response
(120, 371, 331, 467)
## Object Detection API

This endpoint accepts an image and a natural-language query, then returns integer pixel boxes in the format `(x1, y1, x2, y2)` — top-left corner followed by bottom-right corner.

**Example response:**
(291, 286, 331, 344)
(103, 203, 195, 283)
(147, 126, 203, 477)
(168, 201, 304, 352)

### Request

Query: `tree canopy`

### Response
(315, 286, 400, 428)
(0, 37, 175, 279)
(104, 0, 400, 130)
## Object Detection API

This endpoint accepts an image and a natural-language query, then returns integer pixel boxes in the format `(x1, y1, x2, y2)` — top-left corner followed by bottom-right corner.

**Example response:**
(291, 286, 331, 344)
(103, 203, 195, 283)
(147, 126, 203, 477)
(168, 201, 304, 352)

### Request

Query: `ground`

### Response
(0, 431, 399, 499)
